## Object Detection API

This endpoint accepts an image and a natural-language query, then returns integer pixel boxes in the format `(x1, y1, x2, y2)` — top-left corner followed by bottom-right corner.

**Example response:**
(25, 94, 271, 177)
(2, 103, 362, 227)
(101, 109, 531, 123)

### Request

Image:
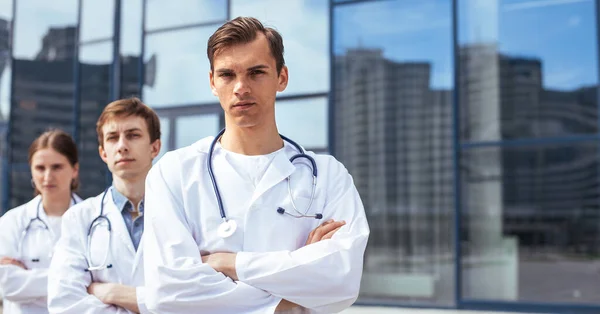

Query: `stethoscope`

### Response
(85, 187, 113, 272)
(17, 195, 78, 263)
(208, 128, 323, 239)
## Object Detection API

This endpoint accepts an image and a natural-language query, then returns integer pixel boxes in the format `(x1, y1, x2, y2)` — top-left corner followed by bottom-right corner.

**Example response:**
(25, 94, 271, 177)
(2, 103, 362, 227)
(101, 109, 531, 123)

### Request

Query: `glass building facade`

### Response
(0, 0, 598, 313)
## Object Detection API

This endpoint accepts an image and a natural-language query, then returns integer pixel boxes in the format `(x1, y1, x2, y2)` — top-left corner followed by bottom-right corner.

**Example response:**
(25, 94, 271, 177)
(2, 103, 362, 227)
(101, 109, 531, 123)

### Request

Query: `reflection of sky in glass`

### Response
(80, 0, 114, 42)
(176, 114, 220, 148)
(334, 0, 453, 89)
(459, 0, 597, 89)
(276, 97, 327, 149)
(0, 0, 11, 20)
(120, 0, 142, 56)
(143, 26, 219, 107)
(232, 0, 330, 96)
(13, 0, 78, 59)
(145, 0, 226, 31)
(79, 41, 112, 64)
(499, 0, 596, 89)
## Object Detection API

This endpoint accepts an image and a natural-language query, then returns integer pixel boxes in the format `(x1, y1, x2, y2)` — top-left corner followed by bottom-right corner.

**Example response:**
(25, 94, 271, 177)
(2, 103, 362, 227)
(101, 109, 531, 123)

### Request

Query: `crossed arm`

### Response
(202, 219, 346, 311)
(143, 157, 369, 313)
(47, 211, 147, 314)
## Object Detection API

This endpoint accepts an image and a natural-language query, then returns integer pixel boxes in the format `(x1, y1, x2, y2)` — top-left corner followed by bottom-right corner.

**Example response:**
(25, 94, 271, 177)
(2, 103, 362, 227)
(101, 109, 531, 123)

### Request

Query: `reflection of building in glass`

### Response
(8, 25, 141, 207)
(78, 55, 141, 199)
(0, 17, 10, 209)
(36, 27, 76, 61)
(460, 44, 600, 256)
(333, 48, 454, 276)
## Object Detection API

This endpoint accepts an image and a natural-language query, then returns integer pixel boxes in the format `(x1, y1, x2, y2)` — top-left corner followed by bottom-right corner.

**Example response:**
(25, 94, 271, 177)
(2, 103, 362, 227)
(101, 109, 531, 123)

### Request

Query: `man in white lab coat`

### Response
(143, 16, 370, 314)
(47, 97, 162, 313)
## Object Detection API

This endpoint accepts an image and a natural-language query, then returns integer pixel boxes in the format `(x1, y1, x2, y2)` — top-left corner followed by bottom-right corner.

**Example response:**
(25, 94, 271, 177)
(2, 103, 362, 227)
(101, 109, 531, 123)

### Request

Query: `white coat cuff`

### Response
(136, 287, 149, 314)
(235, 251, 252, 282)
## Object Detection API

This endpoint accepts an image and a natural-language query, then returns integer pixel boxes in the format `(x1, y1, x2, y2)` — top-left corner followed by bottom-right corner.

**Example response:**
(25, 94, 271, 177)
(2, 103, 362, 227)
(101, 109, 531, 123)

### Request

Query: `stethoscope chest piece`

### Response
(217, 219, 237, 238)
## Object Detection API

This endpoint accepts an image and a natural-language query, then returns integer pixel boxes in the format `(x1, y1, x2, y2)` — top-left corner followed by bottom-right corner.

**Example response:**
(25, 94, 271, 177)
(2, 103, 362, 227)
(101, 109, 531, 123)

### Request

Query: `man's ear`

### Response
(277, 65, 289, 92)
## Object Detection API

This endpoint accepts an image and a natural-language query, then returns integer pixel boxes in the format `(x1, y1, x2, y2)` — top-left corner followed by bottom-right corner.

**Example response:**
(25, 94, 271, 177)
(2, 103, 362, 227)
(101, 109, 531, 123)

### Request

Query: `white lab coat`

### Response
(0, 194, 82, 314)
(143, 137, 370, 314)
(47, 189, 148, 314)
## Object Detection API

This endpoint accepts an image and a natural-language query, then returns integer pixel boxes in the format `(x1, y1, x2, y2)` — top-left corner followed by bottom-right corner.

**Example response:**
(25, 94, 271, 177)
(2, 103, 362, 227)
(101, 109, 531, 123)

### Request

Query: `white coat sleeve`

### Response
(0, 211, 49, 303)
(235, 159, 370, 313)
(47, 209, 120, 314)
(136, 287, 149, 314)
(143, 157, 282, 314)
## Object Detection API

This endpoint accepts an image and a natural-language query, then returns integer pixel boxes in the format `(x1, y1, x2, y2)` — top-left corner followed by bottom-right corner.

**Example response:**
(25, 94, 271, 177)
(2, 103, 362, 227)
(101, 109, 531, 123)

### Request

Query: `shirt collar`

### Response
(110, 185, 144, 214)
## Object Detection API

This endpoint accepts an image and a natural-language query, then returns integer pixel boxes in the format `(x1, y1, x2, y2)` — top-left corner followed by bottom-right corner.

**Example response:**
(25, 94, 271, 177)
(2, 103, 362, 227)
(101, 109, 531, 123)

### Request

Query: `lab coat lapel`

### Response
(250, 148, 295, 205)
(130, 235, 144, 279)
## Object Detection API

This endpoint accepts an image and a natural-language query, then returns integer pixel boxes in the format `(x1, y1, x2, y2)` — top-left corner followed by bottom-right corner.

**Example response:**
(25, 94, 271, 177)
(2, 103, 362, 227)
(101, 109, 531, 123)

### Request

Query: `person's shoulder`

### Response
(308, 151, 350, 175)
(0, 201, 30, 225)
(155, 136, 214, 167)
(63, 193, 102, 223)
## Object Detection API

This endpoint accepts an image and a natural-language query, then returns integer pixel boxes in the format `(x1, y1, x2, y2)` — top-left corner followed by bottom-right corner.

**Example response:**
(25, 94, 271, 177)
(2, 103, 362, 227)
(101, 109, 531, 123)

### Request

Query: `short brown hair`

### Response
(207, 16, 285, 74)
(28, 129, 79, 193)
(96, 97, 161, 148)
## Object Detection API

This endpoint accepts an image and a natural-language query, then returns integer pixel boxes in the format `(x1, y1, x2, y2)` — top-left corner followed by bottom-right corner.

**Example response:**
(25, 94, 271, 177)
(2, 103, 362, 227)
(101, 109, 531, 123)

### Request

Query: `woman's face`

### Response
(30, 148, 79, 200)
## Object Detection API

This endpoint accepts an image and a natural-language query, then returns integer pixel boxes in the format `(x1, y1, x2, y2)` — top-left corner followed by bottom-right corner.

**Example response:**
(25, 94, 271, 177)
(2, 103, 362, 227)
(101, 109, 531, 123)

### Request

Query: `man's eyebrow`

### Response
(247, 64, 269, 71)
(215, 68, 234, 73)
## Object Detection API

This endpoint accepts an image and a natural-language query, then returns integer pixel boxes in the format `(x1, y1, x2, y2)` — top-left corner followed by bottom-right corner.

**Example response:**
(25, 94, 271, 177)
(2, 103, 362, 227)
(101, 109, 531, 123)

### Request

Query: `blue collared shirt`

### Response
(111, 187, 144, 251)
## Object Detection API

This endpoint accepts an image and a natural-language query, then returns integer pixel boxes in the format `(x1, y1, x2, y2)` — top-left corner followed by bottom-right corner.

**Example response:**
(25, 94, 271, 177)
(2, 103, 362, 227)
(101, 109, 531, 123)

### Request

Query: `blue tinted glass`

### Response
(276, 97, 328, 150)
(10, 0, 78, 206)
(232, 0, 330, 96)
(79, 42, 113, 199)
(143, 26, 218, 107)
(80, 0, 115, 42)
(334, 0, 455, 306)
(175, 114, 219, 148)
(458, 0, 598, 142)
(145, 0, 226, 31)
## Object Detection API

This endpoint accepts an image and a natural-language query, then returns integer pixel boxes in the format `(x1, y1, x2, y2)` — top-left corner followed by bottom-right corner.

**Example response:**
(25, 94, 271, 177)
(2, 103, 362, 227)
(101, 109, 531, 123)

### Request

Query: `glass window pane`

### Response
(232, 0, 329, 96)
(156, 116, 170, 161)
(13, 0, 77, 59)
(0, 0, 12, 212)
(276, 97, 327, 150)
(11, 0, 78, 207)
(461, 141, 600, 304)
(145, 0, 226, 32)
(175, 114, 219, 149)
(120, 0, 142, 98)
(78, 42, 112, 199)
(143, 26, 219, 107)
(458, 0, 598, 142)
(80, 0, 115, 42)
(334, 0, 454, 306)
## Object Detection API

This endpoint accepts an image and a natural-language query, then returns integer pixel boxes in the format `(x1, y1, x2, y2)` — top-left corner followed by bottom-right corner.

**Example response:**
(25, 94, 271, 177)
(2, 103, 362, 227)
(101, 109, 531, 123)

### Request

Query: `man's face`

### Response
(99, 116, 161, 180)
(210, 32, 288, 128)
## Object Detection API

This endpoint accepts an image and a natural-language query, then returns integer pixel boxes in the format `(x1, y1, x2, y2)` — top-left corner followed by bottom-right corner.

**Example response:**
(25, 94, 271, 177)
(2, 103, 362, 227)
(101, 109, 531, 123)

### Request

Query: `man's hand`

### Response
(0, 257, 27, 269)
(87, 282, 116, 304)
(202, 252, 238, 280)
(305, 219, 345, 245)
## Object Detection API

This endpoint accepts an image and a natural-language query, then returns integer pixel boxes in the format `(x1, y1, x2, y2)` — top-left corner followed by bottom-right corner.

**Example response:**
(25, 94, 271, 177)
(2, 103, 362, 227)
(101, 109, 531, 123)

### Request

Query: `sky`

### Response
(0, 0, 596, 149)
